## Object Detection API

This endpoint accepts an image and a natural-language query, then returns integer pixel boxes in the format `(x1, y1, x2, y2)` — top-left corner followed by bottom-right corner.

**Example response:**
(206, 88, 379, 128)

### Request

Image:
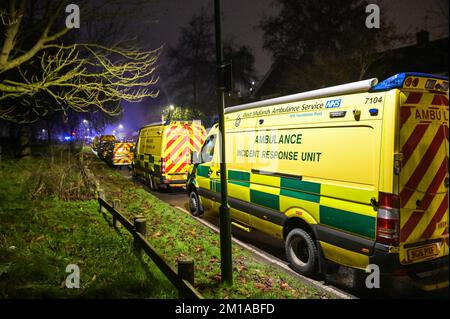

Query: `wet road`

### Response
(120, 167, 448, 299)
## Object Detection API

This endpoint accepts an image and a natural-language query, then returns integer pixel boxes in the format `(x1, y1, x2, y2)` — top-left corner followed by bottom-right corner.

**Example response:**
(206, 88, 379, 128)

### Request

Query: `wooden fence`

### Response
(97, 194, 203, 299)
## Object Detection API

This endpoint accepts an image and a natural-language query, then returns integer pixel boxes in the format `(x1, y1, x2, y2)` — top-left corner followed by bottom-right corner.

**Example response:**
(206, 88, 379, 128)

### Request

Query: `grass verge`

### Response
(0, 148, 176, 298)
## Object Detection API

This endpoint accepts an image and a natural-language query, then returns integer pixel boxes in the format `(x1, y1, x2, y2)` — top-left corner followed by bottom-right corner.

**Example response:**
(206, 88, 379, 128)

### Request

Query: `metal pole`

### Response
(214, 0, 232, 285)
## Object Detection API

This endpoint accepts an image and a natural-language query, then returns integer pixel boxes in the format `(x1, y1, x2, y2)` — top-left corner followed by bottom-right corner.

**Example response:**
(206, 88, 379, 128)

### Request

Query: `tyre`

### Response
(188, 189, 203, 216)
(285, 228, 319, 277)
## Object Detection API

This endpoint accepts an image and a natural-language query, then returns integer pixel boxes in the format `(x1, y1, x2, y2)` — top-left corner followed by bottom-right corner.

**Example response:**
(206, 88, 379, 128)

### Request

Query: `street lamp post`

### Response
(214, 0, 232, 286)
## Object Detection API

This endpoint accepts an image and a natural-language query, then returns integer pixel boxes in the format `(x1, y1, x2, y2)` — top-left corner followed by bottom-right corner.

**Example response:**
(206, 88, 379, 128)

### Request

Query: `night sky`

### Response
(105, 0, 449, 135)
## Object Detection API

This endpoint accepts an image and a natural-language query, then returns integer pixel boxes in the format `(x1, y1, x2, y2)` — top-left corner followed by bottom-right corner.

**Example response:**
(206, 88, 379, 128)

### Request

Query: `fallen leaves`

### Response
(31, 235, 45, 243)
(209, 256, 219, 263)
(210, 274, 221, 282)
(280, 282, 289, 290)
(151, 231, 162, 238)
(194, 246, 203, 253)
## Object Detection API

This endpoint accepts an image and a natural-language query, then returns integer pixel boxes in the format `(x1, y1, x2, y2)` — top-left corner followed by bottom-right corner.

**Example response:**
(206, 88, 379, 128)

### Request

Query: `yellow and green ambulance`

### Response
(96, 134, 117, 160)
(187, 73, 449, 290)
(106, 142, 135, 167)
(133, 121, 206, 191)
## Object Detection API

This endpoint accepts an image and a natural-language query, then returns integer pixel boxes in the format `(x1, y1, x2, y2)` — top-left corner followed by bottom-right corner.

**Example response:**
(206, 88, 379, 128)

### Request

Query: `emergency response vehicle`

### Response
(133, 121, 206, 191)
(97, 135, 116, 160)
(187, 73, 449, 290)
(106, 142, 135, 167)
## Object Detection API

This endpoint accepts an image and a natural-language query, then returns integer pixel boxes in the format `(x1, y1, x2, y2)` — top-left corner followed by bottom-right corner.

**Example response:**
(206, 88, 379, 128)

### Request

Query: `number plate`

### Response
(407, 244, 440, 262)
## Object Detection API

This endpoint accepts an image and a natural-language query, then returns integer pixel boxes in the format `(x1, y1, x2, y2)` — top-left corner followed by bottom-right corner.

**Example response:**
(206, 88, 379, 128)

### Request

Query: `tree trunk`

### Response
(18, 125, 31, 159)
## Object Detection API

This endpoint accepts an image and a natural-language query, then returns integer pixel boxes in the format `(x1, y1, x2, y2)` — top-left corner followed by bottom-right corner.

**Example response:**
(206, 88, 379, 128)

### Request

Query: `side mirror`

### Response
(130, 146, 134, 153)
(191, 151, 201, 164)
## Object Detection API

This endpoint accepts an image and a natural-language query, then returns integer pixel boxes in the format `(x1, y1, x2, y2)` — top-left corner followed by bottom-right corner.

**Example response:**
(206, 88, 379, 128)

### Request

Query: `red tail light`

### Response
(404, 77, 412, 87)
(376, 192, 400, 246)
(161, 161, 165, 173)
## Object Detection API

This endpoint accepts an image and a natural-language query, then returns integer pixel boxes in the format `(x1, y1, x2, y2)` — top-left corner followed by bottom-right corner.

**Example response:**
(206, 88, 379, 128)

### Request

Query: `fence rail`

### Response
(98, 196, 203, 299)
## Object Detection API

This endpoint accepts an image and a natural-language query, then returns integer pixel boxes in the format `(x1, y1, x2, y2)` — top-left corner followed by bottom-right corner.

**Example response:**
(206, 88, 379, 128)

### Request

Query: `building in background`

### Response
(251, 31, 449, 101)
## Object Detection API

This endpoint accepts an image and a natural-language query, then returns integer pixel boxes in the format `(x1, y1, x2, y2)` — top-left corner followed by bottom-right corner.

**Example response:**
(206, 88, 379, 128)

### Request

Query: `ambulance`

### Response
(96, 135, 116, 160)
(133, 121, 206, 191)
(106, 142, 135, 167)
(187, 73, 449, 290)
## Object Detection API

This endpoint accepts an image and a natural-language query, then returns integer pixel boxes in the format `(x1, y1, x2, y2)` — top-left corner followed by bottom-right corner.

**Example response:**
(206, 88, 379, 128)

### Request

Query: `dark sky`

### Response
(144, 0, 448, 78)
(106, 0, 449, 135)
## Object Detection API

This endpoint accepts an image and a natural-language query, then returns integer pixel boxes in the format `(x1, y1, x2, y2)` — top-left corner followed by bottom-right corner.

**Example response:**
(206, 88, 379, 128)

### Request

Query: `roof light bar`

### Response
(371, 72, 449, 92)
(225, 78, 379, 114)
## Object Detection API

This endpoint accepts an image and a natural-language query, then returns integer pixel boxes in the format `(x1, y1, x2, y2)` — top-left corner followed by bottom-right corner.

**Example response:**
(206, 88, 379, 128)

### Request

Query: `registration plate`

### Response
(407, 244, 440, 262)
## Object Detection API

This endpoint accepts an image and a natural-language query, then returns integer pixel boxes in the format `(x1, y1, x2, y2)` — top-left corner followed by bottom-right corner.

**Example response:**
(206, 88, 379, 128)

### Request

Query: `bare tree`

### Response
(259, 0, 403, 87)
(1, 1, 160, 123)
(0, 0, 161, 157)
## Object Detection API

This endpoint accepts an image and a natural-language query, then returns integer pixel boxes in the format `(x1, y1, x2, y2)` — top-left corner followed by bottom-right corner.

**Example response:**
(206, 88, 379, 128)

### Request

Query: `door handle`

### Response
(207, 168, 220, 177)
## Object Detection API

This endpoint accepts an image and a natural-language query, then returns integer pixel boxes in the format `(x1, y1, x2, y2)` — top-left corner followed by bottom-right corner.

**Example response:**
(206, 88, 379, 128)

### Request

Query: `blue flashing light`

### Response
(371, 72, 449, 92)
(64, 136, 72, 141)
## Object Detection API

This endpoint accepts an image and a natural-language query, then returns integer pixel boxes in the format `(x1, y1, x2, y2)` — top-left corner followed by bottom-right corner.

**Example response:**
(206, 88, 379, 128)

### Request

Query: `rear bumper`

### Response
(370, 243, 449, 290)
(159, 179, 187, 187)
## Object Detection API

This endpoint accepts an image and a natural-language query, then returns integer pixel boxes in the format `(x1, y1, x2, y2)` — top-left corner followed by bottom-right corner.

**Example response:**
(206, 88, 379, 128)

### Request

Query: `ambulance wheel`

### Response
(189, 190, 203, 216)
(285, 228, 318, 277)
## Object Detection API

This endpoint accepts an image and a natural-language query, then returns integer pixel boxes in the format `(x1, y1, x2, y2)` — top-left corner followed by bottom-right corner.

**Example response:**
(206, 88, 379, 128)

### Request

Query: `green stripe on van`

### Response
(320, 206, 375, 238)
(197, 165, 210, 178)
(228, 170, 250, 182)
(281, 178, 320, 194)
(250, 189, 279, 211)
(280, 188, 320, 203)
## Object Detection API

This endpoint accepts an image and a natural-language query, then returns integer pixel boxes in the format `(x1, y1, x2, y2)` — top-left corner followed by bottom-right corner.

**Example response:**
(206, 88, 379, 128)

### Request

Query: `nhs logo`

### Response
(325, 99, 342, 108)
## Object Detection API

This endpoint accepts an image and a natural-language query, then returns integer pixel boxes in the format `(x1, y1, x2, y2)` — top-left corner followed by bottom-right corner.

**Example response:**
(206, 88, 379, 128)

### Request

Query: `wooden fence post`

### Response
(178, 257, 195, 298)
(133, 214, 145, 222)
(133, 217, 147, 250)
(113, 199, 121, 228)
(98, 189, 105, 212)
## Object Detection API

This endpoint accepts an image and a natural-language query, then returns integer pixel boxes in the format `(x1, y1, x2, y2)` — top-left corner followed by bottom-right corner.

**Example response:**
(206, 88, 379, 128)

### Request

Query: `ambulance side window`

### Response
(200, 134, 216, 163)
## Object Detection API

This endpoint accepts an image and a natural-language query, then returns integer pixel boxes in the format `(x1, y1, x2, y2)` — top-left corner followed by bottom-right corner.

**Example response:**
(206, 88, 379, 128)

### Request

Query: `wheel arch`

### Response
(283, 217, 318, 242)
(187, 182, 197, 195)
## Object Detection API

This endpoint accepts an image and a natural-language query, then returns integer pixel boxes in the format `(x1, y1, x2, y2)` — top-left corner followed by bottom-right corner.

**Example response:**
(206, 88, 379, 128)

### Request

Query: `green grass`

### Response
(0, 147, 336, 299)
(0, 149, 176, 298)
(87, 151, 336, 299)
